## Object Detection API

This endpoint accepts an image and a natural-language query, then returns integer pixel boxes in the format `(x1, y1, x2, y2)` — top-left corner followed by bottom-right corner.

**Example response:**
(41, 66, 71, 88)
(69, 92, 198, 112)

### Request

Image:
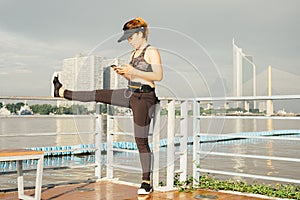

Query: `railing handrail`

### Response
(191, 94, 300, 101)
(198, 151, 300, 163)
(156, 94, 300, 102)
(0, 131, 95, 137)
(1, 94, 300, 101)
(0, 96, 65, 101)
(197, 133, 300, 141)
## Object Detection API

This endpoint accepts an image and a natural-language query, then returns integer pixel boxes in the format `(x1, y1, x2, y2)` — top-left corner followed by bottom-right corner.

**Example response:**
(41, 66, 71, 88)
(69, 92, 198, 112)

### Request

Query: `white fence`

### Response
(1, 95, 300, 191)
(105, 95, 300, 190)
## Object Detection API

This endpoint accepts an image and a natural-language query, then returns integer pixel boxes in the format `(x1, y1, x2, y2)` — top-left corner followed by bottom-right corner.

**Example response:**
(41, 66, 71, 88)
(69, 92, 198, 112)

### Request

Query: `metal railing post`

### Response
(193, 100, 201, 185)
(94, 114, 102, 179)
(166, 100, 175, 189)
(178, 100, 188, 182)
(106, 114, 114, 179)
(152, 102, 161, 189)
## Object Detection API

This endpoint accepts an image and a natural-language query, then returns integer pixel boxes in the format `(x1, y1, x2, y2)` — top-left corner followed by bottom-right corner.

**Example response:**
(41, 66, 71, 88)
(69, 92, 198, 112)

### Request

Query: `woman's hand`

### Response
(113, 64, 135, 76)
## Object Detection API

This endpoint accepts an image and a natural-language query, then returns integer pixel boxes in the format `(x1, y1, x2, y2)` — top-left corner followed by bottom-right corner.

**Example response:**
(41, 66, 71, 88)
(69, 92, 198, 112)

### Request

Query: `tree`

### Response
(6, 103, 24, 114)
(5, 104, 15, 113)
(31, 104, 53, 115)
(16, 102, 25, 110)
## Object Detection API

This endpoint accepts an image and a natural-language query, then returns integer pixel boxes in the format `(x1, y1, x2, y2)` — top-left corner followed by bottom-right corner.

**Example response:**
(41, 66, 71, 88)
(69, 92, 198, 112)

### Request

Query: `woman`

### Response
(52, 17, 163, 195)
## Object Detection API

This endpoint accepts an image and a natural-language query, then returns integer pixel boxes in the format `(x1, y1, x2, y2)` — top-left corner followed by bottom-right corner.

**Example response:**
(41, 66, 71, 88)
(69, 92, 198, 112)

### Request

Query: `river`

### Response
(0, 115, 299, 190)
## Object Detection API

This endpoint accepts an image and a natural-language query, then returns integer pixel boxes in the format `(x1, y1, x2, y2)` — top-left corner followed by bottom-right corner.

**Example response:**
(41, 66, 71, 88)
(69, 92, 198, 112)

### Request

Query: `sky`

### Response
(0, 0, 299, 110)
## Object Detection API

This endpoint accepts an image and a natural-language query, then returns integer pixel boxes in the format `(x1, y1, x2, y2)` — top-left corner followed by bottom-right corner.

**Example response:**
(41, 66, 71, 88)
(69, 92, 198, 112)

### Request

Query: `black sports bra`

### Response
(129, 44, 153, 72)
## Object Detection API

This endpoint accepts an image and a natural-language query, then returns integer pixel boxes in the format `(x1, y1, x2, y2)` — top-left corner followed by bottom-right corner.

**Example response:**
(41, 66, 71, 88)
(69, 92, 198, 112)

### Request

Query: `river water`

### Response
(0, 115, 299, 190)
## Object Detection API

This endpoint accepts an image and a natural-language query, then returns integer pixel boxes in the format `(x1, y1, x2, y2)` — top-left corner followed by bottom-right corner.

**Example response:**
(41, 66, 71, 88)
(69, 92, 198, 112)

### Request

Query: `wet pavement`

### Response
(0, 180, 276, 200)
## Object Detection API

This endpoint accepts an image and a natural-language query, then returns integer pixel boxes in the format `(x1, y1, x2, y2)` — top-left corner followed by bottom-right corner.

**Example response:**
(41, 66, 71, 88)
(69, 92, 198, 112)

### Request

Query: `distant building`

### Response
(54, 54, 127, 110)
(258, 102, 266, 113)
(224, 102, 229, 110)
(205, 103, 213, 110)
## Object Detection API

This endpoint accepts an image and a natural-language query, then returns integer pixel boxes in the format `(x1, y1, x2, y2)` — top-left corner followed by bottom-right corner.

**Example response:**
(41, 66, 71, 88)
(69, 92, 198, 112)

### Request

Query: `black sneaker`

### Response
(137, 182, 153, 195)
(52, 75, 62, 97)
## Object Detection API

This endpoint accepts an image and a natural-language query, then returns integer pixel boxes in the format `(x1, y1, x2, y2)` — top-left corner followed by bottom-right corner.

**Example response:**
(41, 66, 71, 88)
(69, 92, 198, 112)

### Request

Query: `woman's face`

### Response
(127, 32, 143, 49)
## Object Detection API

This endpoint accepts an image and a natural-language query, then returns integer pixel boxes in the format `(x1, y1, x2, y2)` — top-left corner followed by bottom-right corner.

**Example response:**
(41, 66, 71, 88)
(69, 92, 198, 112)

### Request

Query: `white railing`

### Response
(105, 99, 190, 191)
(0, 96, 103, 181)
(1, 95, 300, 191)
(191, 95, 300, 187)
(105, 95, 300, 191)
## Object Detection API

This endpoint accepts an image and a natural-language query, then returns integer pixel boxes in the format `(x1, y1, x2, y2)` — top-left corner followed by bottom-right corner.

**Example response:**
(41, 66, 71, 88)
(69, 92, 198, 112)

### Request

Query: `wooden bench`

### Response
(0, 149, 44, 200)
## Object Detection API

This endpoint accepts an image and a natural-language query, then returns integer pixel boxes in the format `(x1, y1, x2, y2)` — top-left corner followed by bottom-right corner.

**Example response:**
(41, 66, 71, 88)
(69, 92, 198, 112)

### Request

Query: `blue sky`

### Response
(0, 0, 299, 103)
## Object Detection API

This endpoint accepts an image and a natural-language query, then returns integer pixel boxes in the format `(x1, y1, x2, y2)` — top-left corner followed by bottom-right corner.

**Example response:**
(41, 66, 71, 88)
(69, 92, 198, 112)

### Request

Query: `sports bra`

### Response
(129, 44, 153, 72)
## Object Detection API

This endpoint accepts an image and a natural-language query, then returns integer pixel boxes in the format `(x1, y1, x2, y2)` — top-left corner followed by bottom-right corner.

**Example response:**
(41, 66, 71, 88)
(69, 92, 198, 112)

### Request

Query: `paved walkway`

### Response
(0, 180, 276, 200)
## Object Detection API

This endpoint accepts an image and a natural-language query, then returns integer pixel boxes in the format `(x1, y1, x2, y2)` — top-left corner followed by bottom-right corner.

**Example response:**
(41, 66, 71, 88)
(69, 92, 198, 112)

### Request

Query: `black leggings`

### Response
(64, 89, 157, 181)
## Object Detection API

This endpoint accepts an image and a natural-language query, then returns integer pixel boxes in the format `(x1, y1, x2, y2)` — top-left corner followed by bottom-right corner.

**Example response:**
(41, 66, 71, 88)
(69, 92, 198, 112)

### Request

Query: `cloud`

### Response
(0, 30, 77, 95)
(0, 0, 299, 99)
(15, 67, 32, 74)
(0, 71, 8, 75)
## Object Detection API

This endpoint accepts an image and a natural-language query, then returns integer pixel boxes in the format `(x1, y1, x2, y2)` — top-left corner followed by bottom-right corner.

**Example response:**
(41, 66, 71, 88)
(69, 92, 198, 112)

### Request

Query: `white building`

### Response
(55, 54, 127, 111)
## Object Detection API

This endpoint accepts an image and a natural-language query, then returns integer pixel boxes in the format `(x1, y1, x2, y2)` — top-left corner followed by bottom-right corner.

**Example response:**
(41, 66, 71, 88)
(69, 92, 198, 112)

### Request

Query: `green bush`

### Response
(174, 174, 300, 199)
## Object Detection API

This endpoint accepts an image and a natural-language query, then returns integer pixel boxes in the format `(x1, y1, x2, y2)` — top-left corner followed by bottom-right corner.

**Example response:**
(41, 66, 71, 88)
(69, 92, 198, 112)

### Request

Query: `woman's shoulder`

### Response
(144, 45, 161, 64)
(145, 45, 160, 55)
(145, 45, 160, 59)
(147, 45, 158, 51)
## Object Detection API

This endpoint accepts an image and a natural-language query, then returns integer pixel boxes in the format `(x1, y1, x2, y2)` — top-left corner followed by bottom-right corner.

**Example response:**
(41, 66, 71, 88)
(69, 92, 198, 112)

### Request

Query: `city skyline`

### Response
(0, 1, 299, 111)
(55, 54, 127, 110)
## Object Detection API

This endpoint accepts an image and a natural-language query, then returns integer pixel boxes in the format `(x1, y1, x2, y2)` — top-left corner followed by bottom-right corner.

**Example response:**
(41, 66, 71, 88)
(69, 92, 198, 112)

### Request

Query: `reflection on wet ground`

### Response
(0, 180, 272, 200)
